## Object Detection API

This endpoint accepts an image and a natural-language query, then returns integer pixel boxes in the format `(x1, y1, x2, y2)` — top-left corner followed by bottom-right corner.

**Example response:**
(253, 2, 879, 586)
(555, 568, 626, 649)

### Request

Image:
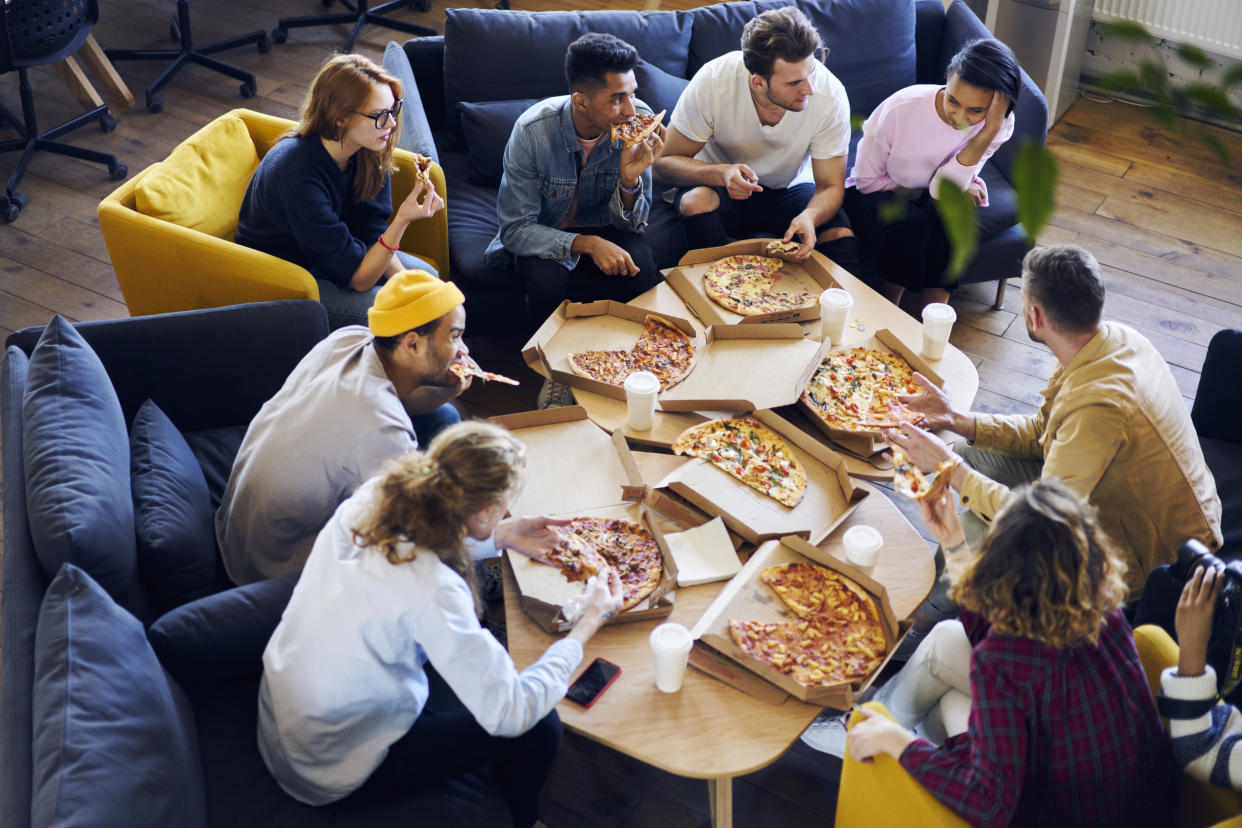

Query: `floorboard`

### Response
(4, 1, 1242, 824)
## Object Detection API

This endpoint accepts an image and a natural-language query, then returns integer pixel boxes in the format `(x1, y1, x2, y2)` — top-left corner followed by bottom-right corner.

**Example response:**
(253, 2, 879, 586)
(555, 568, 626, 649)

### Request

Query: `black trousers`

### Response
(676, 182, 861, 276)
(339, 665, 563, 828)
(515, 225, 662, 326)
(844, 187, 952, 292)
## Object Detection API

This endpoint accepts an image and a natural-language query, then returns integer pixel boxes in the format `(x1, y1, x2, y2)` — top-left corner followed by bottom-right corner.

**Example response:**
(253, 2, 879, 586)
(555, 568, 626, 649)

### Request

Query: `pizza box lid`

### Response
(691, 535, 905, 706)
(794, 328, 945, 457)
(658, 324, 829, 414)
(504, 502, 677, 634)
(667, 239, 845, 326)
(648, 409, 869, 545)
(521, 300, 701, 402)
(488, 406, 648, 515)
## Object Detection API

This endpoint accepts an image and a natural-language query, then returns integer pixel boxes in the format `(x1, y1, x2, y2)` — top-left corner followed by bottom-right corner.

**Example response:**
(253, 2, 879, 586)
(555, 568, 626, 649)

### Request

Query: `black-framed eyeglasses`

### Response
(351, 99, 403, 129)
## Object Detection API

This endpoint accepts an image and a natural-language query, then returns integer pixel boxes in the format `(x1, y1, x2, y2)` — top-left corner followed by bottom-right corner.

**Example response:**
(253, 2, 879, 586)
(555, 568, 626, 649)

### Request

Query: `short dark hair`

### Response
(371, 316, 442, 354)
(741, 6, 824, 78)
(1022, 244, 1106, 334)
(947, 38, 1022, 116)
(564, 33, 638, 93)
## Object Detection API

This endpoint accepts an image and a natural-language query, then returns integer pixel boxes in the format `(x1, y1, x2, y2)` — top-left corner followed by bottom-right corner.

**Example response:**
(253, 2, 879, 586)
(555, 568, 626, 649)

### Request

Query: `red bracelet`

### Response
(377, 234, 399, 252)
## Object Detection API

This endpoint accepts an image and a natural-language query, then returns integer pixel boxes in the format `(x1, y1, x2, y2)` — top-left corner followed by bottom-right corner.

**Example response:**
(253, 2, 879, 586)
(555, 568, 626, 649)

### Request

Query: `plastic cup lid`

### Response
(820, 288, 853, 308)
(650, 622, 692, 651)
(624, 371, 661, 394)
(843, 524, 883, 551)
(922, 302, 956, 323)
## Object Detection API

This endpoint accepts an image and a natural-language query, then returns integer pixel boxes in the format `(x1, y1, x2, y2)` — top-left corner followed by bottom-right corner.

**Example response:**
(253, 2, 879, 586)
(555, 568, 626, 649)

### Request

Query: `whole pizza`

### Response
(560, 517, 664, 612)
(729, 562, 888, 687)
(702, 254, 814, 316)
(672, 416, 807, 508)
(800, 347, 926, 436)
(568, 314, 695, 391)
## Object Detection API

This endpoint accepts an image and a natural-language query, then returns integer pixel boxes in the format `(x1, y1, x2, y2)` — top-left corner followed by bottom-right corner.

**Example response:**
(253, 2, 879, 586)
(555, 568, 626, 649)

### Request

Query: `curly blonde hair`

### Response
(351, 422, 525, 599)
(295, 53, 401, 203)
(950, 479, 1128, 649)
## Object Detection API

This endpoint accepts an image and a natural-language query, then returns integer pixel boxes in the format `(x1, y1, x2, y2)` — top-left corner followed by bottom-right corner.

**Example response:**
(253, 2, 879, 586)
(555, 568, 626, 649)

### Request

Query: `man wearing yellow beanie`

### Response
(216, 270, 474, 585)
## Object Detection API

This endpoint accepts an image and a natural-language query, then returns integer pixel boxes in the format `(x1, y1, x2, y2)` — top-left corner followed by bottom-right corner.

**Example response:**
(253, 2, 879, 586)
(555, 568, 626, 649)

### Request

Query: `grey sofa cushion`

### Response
(32, 564, 207, 828)
(459, 98, 539, 185)
(383, 39, 439, 164)
(442, 7, 692, 140)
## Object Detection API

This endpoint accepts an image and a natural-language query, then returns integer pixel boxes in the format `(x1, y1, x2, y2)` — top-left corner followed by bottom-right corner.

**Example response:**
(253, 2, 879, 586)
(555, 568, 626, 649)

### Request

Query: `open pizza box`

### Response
(488, 406, 677, 633)
(648, 409, 869, 545)
(691, 535, 908, 707)
(657, 324, 828, 414)
(520, 300, 701, 403)
(795, 328, 945, 458)
(666, 238, 843, 326)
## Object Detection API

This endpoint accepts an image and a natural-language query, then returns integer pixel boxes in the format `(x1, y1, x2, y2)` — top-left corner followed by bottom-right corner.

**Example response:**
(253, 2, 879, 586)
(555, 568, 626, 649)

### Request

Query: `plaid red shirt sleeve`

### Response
(896, 610, 1175, 828)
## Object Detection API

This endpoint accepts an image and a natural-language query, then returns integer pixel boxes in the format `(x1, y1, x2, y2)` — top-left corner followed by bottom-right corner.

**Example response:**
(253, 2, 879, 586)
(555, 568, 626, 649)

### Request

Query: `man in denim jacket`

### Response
(485, 33, 664, 324)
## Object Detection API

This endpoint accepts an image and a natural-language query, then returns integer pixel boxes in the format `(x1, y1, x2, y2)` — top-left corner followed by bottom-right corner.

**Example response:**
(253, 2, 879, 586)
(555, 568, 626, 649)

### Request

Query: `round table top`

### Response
(502, 476, 935, 780)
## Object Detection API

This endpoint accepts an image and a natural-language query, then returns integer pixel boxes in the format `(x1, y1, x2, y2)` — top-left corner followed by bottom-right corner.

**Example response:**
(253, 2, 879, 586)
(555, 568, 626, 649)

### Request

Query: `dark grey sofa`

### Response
(384, 0, 1048, 335)
(1, 301, 511, 827)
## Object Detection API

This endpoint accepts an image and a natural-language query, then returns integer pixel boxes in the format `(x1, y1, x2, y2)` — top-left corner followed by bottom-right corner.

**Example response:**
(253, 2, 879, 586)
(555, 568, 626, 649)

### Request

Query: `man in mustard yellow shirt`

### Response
(891, 244, 1222, 597)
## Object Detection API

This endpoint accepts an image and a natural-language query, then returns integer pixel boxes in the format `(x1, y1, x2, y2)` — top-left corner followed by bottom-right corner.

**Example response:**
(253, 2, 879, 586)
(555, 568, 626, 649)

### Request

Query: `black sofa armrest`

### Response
(3, 300, 329, 435)
(914, 0, 946, 87)
(402, 36, 447, 135)
(1193, 329, 1242, 445)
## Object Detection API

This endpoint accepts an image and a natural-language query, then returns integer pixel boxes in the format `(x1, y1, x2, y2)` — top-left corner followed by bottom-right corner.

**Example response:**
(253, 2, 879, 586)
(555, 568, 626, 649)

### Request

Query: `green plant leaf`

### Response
(1175, 43, 1214, 70)
(1100, 18, 1152, 42)
(1099, 68, 1143, 95)
(1184, 82, 1240, 118)
(932, 182, 977, 282)
(877, 194, 906, 225)
(1139, 60, 1172, 96)
(1012, 141, 1059, 245)
(850, 113, 865, 132)
(1223, 64, 1242, 89)
(1196, 130, 1232, 166)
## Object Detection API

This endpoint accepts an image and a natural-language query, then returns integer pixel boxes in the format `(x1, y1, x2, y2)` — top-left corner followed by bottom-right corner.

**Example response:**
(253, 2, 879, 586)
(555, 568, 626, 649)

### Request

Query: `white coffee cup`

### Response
(819, 288, 854, 346)
(649, 622, 694, 693)
(842, 525, 883, 577)
(624, 371, 660, 431)
(921, 302, 957, 361)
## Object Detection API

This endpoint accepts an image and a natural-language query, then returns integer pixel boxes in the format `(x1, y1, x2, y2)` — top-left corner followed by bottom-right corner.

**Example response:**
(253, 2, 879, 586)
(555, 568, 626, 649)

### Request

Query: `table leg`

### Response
(53, 57, 104, 111)
(707, 777, 733, 828)
(77, 35, 135, 109)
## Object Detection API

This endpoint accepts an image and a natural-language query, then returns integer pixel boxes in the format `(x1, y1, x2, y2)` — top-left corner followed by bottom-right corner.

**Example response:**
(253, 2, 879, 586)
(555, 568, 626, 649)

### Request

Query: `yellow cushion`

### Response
(135, 115, 260, 239)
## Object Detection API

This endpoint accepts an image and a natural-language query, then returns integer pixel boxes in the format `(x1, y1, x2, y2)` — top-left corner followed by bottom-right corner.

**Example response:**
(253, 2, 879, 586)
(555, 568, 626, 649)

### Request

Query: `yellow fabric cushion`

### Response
(135, 115, 260, 239)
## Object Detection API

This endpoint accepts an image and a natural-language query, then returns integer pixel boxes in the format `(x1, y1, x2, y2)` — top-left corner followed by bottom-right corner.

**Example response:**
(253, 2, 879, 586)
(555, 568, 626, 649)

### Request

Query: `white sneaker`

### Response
(799, 710, 850, 757)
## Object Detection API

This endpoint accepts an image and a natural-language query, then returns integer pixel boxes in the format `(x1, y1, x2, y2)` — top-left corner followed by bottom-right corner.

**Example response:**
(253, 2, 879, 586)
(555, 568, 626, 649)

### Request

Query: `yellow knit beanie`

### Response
(367, 270, 465, 337)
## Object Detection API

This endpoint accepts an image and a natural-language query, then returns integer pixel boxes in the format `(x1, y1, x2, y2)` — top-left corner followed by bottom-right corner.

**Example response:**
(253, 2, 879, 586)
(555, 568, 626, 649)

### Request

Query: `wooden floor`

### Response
(3, 0, 1242, 825)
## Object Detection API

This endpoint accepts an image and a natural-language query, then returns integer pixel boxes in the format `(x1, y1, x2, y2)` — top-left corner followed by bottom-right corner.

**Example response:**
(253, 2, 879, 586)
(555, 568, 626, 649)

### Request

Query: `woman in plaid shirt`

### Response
(848, 477, 1176, 826)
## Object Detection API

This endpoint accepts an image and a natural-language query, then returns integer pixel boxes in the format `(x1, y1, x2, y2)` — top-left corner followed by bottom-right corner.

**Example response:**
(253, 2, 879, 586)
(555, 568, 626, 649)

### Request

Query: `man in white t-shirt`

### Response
(654, 6, 859, 273)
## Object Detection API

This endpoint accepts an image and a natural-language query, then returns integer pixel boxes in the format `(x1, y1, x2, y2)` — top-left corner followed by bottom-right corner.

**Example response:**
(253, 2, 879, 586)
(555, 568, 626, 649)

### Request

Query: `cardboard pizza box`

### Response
(666, 239, 844, 326)
(520, 300, 701, 402)
(795, 328, 946, 458)
(657, 324, 829, 414)
(692, 535, 908, 707)
(487, 407, 677, 633)
(648, 409, 869, 545)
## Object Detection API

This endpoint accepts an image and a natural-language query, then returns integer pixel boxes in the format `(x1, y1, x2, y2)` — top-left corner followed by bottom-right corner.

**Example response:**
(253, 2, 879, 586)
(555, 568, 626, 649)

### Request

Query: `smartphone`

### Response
(565, 658, 621, 708)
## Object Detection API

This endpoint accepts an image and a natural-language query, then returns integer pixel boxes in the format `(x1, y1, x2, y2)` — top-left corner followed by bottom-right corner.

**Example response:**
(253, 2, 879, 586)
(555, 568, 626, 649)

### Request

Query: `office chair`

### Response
(105, 0, 271, 113)
(1, 0, 127, 223)
(272, 0, 437, 54)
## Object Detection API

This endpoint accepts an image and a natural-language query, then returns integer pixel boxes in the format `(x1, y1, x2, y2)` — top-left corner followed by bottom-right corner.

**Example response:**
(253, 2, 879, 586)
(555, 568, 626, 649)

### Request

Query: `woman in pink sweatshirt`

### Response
(845, 39, 1020, 309)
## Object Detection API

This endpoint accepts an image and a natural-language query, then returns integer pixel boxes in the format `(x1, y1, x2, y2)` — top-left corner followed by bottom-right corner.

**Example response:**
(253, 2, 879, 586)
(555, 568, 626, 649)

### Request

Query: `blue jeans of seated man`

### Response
(411, 402, 460, 447)
(677, 182, 861, 276)
(316, 251, 438, 331)
(954, 439, 1043, 549)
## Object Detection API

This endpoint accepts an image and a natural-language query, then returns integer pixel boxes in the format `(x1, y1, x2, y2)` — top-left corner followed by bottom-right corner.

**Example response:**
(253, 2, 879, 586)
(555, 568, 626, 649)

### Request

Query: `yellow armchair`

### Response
(98, 108, 449, 318)
(835, 631, 1242, 828)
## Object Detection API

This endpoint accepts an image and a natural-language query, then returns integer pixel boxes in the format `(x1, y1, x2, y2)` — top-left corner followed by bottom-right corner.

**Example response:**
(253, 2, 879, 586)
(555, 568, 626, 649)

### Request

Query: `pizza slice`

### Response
(891, 448, 956, 501)
(611, 110, 666, 148)
(543, 531, 611, 584)
(565, 517, 664, 612)
(765, 239, 802, 260)
(449, 361, 520, 385)
(672, 416, 807, 508)
(569, 315, 695, 391)
(410, 153, 434, 187)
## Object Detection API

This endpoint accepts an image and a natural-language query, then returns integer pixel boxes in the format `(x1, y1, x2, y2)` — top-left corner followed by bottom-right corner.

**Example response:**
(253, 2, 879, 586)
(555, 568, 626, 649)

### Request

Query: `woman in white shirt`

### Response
(258, 421, 622, 826)
(844, 38, 1020, 310)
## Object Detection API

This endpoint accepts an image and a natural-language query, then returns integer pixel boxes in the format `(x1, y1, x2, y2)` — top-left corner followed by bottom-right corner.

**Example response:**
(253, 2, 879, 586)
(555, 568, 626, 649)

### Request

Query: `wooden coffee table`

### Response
(502, 475, 934, 828)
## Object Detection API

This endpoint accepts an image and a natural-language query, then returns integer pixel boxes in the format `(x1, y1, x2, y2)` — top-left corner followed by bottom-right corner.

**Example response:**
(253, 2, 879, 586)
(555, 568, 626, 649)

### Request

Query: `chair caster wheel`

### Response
(100, 113, 117, 132)
(271, 27, 288, 44)
(258, 34, 272, 53)
(1, 198, 20, 223)
(147, 98, 164, 114)
(240, 82, 256, 99)
(109, 162, 128, 181)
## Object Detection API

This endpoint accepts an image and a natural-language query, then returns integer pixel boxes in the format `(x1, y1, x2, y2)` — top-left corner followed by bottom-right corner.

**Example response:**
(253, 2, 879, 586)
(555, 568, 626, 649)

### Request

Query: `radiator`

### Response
(1094, 0, 1242, 60)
